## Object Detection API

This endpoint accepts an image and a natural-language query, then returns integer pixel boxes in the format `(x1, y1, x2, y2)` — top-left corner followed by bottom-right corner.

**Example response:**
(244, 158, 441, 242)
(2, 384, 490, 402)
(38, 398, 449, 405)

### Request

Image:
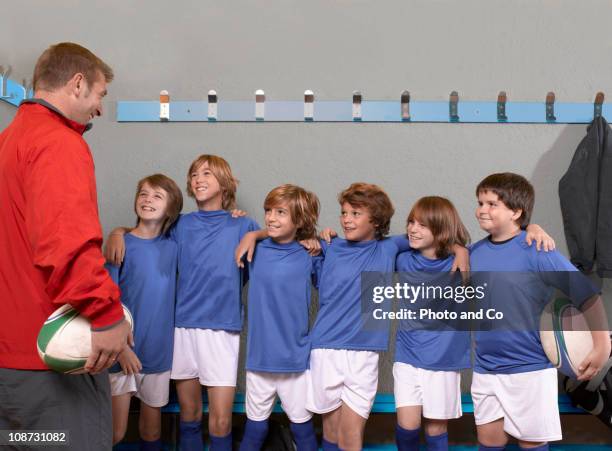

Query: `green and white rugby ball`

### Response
(37, 303, 133, 374)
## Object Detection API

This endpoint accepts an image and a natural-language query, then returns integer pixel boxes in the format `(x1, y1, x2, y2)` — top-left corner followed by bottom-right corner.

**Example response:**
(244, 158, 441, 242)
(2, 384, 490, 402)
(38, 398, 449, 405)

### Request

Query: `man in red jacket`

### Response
(0, 42, 130, 449)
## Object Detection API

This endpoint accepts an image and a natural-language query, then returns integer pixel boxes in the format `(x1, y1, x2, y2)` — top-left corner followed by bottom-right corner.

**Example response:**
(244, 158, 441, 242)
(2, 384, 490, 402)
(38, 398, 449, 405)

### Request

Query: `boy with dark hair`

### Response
(469, 172, 610, 451)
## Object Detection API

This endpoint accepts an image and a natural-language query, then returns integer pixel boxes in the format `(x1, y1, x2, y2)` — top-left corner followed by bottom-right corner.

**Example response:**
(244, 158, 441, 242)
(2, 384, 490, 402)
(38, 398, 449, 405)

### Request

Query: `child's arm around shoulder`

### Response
(235, 228, 267, 268)
(311, 248, 325, 289)
(319, 227, 337, 244)
(388, 234, 410, 252)
(450, 244, 470, 273)
(299, 237, 323, 256)
(524, 223, 556, 251)
(387, 234, 470, 273)
(103, 226, 132, 266)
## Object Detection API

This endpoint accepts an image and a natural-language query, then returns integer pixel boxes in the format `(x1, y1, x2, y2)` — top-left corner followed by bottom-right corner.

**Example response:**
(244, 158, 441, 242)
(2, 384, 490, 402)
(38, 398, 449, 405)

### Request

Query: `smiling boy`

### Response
(469, 173, 610, 451)
(306, 183, 405, 451)
(240, 184, 322, 451)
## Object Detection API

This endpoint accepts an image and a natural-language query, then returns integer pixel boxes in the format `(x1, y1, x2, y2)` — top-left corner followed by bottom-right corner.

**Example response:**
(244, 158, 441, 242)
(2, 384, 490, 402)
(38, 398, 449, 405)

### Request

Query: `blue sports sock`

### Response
(478, 445, 505, 451)
(321, 437, 340, 450)
(239, 419, 268, 451)
(179, 420, 203, 451)
(209, 430, 232, 451)
(519, 445, 548, 451)
(289, 420, 317, 451)
(425, 432, 448, 451)
(139, 438, 162, 451)
(395, 424, 420, 451)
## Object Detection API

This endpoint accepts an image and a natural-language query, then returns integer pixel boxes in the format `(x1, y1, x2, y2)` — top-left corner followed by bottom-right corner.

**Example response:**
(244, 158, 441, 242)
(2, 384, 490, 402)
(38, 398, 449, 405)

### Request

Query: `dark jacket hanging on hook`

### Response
(559, 116, 612, 277)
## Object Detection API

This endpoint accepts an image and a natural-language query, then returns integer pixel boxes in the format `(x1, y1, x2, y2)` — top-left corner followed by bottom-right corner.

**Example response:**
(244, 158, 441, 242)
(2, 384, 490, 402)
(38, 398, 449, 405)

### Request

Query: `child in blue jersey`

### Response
(106, 155, 259, 451)
(238, 184, 322, 451)
(394, 196, 471, 451)
(469, 173, 610, 451)
(304, 183, 473, 451)
(107, 174, 183, 451)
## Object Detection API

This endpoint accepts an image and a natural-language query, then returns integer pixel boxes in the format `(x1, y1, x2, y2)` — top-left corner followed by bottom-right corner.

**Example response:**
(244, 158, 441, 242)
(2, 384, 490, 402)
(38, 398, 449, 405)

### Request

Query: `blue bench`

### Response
(113, 394, 592, 450)
(160, 393, 586, 415)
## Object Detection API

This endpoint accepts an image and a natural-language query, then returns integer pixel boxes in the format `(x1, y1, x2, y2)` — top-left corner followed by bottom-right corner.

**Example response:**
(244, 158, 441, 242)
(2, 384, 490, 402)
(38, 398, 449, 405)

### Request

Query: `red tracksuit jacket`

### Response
(0, 100, 123, 370)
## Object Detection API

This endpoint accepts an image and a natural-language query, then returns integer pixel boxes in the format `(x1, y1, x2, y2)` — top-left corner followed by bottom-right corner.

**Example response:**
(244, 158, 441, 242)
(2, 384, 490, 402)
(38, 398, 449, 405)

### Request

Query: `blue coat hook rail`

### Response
(117, 90, 610, 124)
(0, 67, 33, 107)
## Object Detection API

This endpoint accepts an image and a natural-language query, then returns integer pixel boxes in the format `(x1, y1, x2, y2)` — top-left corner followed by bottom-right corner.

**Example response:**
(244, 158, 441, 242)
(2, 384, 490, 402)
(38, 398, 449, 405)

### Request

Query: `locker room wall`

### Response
(2, 0, 611, 391)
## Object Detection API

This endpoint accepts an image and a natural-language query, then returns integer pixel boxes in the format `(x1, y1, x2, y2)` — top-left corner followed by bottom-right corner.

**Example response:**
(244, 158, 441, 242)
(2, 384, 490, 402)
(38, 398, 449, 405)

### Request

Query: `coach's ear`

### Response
(66, 72, 86, 97)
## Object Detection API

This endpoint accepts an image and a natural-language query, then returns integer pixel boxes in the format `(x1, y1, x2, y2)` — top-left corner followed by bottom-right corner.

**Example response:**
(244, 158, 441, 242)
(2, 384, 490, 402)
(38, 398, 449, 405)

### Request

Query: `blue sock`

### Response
(239, 419, 268, 451)
(210, 431, 232, 451)
(396, 424, 420, 451)
(140, 438, 162, 451)
(179, 420, 203, 451)
(519, 445, 548, 451)
(289, 420, 317, 451)
(425, 432, 448, 451)
(321, 437, 340, 450)
(478, 445, 505, 451)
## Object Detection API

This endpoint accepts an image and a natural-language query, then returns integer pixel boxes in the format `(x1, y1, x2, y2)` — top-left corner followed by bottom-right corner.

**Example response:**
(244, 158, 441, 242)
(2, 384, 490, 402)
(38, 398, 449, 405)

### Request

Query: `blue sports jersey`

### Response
(470, 231, 599, 374)
(311, 236, 409, 351)
(245, 238, 323, 372)
(106, 233, 178, 374)
(394, 250, 471, 371)
(172, 210, 259, 331)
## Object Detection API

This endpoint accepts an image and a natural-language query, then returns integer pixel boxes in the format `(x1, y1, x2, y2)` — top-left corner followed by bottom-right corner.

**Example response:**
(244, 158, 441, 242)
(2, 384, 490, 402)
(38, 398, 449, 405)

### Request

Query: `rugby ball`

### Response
(37, 303, 133, 374)
(540, 298, 593, 379)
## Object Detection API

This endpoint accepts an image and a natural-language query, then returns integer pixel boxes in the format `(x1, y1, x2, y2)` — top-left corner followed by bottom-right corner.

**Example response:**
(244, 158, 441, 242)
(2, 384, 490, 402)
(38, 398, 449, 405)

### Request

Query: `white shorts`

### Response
(246, 371, 312, 423)
(171, 327, 240, 386)
(471, 368, 562, 442)
(306, 348, 379, 419)
(109, 370, 171, 408)
(393, 362, 462, 419)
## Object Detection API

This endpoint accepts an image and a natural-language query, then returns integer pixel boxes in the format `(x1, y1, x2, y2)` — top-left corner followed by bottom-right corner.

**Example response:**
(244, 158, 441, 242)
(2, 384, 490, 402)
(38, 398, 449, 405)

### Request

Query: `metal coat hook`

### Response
(0, 65, 13, 99)
(594, 92, 604, 119)
(208, 90, 217, 121)
(304, 90, 314, 121)
(545, 92, 556, 122)
(449, 91, 459, 122)
(159, 90, 170, 121)
(22, 78, 33, 100)
(497, 91, 508, 122)
(255, 90, 265, 120)
(352, 91, 362, 121)
(401, 90, 410, 121)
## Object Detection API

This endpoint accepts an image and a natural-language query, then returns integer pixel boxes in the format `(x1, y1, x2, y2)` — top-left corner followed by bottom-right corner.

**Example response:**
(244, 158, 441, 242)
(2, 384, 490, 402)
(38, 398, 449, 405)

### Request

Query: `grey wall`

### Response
(2, 0, 611, 392)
